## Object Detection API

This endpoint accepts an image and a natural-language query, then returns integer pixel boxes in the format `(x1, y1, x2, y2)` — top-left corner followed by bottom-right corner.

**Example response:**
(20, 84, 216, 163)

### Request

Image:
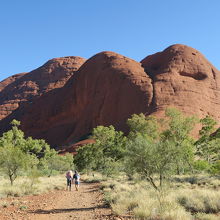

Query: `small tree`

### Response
(195, 116, 220, 164)
(0, 120, 25, 148)
(124, 108, 197, 190)
(0, 145, 30, 185)
(0, 120, 61, 181)
(125, 134, 179, 191)
(42, 151, 74, 176)
(74, 125, 126, 175)
(74, 143, 99, 172)
(161, 108, 197, 174)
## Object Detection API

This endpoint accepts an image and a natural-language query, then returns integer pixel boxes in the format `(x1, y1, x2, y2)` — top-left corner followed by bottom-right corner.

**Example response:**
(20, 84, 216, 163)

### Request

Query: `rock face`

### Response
(11, 52, 153, 148)
(0, 44, 220, 149)
(141, 44, 220, 121)
(0, 56, 85, 120)
(0, 72, 27, 92)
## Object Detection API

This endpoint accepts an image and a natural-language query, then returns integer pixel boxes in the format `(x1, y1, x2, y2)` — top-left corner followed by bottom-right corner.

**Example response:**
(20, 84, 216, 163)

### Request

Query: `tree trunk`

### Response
(48, 169, 53, 177)
(176, 164, 180, 175)
(9, 175, 13, 186)
(159, 174, 163, 188)
(147, 176, 159, 191)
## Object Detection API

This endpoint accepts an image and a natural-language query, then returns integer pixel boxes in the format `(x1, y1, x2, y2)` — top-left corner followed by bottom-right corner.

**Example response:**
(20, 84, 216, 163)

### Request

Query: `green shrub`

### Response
(194, 160, 210, 172)
(209, 161, 220, 175)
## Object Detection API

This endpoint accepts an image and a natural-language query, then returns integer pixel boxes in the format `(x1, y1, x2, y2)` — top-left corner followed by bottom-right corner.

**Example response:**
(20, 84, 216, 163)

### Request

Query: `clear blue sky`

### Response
(0, 0, 220, 81)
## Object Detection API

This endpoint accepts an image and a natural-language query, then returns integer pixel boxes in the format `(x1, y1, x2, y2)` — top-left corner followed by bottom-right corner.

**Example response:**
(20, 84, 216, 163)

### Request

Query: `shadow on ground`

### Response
(29, 205, 108, 214)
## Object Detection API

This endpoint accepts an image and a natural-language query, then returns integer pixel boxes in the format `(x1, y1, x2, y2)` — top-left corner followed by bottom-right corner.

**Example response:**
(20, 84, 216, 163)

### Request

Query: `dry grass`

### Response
(105, 182, 192, 219)
(177, 189, 220, 213)
(172, 174, 220, 189)
(81, 172, 107, 183)
(195, 213, 220, 220)
(1, 172, 219, 219)
(0, 174, 66, 198)
(97, 174, 220, 220)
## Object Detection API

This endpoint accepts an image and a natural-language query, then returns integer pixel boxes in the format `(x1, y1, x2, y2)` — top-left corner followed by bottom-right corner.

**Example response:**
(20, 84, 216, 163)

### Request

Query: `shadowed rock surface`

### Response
(12, 51, 153, 148)
(0, 56, 85, 120)
(0, 44, 220, 149)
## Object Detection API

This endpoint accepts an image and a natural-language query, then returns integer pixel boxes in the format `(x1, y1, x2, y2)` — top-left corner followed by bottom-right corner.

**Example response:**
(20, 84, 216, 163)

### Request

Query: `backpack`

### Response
(74, 174, 80, 181)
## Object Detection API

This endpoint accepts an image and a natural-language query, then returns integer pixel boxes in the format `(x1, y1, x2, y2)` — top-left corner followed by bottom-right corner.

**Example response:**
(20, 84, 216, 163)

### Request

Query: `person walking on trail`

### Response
(73, 170, 80, 191)
(66, 170, 73, 191)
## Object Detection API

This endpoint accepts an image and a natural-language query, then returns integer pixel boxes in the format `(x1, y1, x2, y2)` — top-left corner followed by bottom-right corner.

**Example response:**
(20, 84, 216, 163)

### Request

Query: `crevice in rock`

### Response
(141, 65, 157, 114)
(179, 71, 207, 80)
(212, 68, 216, 80)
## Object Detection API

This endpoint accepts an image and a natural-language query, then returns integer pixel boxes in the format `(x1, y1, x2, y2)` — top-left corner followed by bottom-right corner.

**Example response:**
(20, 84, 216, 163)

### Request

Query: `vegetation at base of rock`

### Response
(75, 108, 220, 187)
(124, 108, 198, 191)
(75, 107, 220, 219)
(0, 120, 74, 185)
(1, 108, 220, 218)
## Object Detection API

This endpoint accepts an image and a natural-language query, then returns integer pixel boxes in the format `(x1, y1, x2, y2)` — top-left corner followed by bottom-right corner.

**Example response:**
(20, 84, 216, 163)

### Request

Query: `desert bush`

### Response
(176, 175, 199, 184)
(209, 160, 220, 175)
(177, 189, 220, 213)
(194, 160, 210, 172)
(195, 213, 220, 220)
(133, 202, 192, 220)
(208, 178, 220, 189)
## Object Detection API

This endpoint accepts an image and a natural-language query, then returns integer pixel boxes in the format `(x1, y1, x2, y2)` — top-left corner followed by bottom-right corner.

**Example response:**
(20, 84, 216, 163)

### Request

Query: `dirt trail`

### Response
(0, 182, 112, 220)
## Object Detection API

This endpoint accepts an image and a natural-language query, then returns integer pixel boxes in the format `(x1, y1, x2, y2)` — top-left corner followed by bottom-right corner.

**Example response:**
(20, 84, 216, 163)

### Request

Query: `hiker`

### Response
(66, 170, 73, 191)
(73, 170, 80, 191)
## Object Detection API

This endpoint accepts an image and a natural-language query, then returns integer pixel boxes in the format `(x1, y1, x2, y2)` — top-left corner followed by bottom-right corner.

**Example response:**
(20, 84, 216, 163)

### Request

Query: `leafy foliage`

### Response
(74, 125, 126, 175)
(209, 160, 220, 174)
(44, 152, 74, 176)
(124, 108, 197, 190)
(0, 120, 74, 184)
(127, 113, 159, 141)
(195, 116, 220, 165)
(161, 108, 197, 174)
(0, 120, 51, 158)
(0, 145, 30, 185)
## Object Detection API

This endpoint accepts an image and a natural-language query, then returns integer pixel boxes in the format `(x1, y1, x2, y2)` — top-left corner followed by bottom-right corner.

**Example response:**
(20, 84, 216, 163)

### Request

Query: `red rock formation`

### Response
(0, 56, 85, 120)
(3, 51, 153, 148)
(0, 72, 27, 92)
(1, 44, 220, 149)
(141, 44, 220, 121)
